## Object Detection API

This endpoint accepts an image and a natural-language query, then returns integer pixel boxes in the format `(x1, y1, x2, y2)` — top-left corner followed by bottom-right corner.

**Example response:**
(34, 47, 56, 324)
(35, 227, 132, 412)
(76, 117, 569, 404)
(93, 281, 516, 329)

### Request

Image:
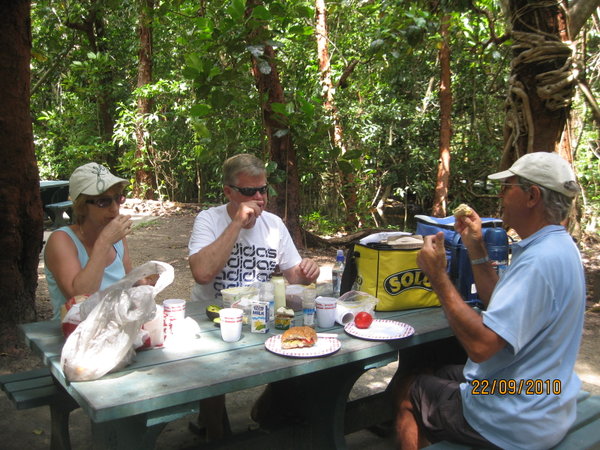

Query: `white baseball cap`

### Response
(69, 163, 128, 200)
(488, 152, 579, 197)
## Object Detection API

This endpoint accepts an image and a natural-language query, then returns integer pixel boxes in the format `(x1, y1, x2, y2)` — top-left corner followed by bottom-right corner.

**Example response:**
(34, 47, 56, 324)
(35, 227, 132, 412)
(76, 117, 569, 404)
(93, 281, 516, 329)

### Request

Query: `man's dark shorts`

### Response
(410, 365, 501, 449)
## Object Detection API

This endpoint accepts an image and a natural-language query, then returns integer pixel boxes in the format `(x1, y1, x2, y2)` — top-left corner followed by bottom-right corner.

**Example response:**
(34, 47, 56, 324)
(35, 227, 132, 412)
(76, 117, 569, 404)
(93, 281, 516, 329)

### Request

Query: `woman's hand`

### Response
(99, 214, 133, 245)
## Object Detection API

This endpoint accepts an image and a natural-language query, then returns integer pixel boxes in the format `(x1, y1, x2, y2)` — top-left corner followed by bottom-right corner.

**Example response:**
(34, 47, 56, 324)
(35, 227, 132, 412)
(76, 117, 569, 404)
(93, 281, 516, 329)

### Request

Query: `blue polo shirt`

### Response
(460, 225, 585, 450)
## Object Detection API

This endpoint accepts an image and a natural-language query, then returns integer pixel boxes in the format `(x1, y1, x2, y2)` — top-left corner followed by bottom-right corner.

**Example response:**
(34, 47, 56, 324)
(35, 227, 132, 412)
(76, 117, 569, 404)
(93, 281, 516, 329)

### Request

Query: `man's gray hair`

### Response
(222, 154, 266, 185)
(518, 176, 575, 224)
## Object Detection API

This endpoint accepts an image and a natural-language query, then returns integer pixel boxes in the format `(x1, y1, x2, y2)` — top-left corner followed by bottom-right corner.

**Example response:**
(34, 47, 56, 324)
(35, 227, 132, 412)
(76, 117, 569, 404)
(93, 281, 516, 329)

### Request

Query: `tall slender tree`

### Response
(245, 0, 303, 246)
(0, 0, 43, 325)
(134, 0, 156, 199)
(315, 0, 358, 226)
(432, 14, 453, 217)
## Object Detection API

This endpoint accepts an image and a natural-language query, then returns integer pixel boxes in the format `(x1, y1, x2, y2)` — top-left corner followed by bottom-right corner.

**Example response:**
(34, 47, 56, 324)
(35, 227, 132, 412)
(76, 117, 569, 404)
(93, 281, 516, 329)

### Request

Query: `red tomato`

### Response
(354, 311, 373, 329)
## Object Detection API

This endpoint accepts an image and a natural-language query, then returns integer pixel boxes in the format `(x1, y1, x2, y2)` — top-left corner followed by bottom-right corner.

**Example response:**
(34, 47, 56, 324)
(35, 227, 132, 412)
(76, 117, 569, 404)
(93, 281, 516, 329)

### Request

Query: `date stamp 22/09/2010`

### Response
(470, 378, 562, 396)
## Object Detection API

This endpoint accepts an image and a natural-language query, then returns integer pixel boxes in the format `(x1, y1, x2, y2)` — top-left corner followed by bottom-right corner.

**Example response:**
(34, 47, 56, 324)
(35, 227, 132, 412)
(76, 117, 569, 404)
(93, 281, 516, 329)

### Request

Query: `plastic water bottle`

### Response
(302, 286, 317, 328)
(260, 281, 275, 327)
(332, 249, 345, 297)
(271, 275, 286, 311)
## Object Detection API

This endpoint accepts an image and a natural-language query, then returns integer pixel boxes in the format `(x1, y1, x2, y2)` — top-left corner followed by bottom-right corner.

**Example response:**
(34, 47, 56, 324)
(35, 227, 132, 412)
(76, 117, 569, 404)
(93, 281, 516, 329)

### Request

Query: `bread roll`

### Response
(281, 326, 318, 349)
(453, 203, 473, 218)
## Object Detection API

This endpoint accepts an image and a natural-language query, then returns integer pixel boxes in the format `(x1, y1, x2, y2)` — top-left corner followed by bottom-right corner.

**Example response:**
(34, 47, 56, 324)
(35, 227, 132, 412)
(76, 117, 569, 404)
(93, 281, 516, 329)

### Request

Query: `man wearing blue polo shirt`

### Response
(396, 152, 585, 450)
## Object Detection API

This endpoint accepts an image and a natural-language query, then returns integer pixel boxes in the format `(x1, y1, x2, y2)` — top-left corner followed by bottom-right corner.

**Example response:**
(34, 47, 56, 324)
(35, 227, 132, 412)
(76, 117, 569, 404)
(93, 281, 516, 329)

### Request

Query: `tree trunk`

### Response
(0, 0, 43, 324)
(246, 0, 303, 247)
(501, 0, 573, 169)
(315, 0, 358, 227)
(134, 0, 156, 199)
(432, 15, 452, 217)
(569, 0, 600, 37)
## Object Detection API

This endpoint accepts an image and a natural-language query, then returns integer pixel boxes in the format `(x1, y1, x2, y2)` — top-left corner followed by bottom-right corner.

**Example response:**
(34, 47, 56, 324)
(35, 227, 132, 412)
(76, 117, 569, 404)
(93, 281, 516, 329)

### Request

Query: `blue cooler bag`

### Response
(415, 215, 509, 304)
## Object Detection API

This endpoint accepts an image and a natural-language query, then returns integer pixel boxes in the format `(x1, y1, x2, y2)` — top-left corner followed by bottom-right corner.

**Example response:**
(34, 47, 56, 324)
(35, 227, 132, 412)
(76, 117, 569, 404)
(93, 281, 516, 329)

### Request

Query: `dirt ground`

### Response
(0, 201, 599, 449)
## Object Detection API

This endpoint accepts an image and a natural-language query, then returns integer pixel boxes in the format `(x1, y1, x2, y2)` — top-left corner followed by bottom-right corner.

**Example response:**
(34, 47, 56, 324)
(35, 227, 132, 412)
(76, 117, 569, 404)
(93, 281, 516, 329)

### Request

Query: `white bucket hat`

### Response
(488, 152, 579, 197)
(69, 163, 128, 201)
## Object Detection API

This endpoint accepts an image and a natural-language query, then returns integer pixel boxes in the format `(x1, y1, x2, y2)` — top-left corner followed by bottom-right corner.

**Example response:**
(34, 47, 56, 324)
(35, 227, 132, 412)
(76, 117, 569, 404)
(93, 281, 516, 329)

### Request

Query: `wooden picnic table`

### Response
(19, 302, 454, 450)
(40, 180, 71, 227)
(40, 180, 69, 205)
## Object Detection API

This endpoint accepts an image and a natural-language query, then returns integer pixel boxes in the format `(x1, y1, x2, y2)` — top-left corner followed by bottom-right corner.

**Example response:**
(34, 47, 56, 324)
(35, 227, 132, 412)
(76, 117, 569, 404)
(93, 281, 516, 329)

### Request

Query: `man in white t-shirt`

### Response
(396, 152, 585, 449)
(189, 153, 319, 306)
(187, 153, 319, 440)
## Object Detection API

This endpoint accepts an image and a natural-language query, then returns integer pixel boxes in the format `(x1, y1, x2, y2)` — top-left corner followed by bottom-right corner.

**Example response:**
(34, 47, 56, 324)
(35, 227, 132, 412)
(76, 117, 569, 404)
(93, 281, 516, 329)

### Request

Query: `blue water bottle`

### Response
(484, 227, 509, 276)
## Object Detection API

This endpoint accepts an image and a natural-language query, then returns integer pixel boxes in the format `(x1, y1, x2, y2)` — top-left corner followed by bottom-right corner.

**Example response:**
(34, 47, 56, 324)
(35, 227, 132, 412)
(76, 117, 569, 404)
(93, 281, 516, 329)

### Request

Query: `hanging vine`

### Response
(503, 30, 577, 161)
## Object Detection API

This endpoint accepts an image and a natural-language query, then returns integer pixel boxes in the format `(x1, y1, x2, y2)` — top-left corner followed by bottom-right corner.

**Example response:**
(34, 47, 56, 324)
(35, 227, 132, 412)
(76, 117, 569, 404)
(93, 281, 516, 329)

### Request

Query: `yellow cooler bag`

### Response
(353, 235, 440, 311)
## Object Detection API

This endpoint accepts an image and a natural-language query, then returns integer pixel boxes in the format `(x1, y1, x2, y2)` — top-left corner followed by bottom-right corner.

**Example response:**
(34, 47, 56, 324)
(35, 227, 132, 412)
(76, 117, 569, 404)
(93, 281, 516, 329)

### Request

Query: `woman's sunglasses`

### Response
(86, 194, 126, 208)
(228, 185, 268, 197)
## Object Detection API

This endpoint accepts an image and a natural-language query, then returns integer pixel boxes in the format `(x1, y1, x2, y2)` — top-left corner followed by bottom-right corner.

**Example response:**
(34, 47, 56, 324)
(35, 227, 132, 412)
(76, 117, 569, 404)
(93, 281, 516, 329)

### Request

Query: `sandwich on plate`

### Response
(281, 326, 318, 349)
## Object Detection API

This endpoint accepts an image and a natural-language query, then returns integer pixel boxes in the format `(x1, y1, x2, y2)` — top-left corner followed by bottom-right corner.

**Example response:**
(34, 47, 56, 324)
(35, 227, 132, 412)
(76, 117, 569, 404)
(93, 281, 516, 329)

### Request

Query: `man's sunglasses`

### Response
(86, 194, 126, 208)
(228, 185, 268, 197)
(494, 182, 526, 194)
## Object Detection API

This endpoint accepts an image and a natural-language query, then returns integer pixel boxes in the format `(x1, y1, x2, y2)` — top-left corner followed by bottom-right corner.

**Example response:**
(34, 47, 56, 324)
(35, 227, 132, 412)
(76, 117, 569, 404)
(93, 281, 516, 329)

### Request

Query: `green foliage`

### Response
(29, 0, 599, 235)
(301, 211, 341, 236)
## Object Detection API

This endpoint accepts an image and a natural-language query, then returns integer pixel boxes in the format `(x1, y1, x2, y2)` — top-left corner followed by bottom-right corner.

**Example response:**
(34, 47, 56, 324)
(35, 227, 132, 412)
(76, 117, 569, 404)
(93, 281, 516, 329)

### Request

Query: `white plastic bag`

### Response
(60, 261, 174, 381)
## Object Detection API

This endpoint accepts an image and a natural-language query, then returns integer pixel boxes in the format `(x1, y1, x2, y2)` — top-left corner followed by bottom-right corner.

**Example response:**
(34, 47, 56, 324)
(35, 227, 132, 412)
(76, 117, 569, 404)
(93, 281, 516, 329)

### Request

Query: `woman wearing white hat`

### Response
(44, 162, 134, 319)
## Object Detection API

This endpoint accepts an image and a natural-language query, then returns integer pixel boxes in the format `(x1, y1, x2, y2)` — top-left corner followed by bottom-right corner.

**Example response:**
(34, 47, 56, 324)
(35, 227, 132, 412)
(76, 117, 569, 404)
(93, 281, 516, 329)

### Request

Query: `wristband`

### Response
(471, 255, 490, 265)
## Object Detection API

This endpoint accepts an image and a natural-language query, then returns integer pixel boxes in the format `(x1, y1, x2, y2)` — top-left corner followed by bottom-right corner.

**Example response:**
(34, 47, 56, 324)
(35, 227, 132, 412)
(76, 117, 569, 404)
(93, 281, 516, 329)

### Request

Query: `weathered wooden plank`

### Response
(9, 385, 57, 410)
(0, 367, 51, 390)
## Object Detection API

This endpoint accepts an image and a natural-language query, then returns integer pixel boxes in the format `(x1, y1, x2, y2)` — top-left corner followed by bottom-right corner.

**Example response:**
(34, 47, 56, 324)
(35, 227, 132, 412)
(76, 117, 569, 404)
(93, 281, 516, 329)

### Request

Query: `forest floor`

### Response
(0, 200, 599, 449)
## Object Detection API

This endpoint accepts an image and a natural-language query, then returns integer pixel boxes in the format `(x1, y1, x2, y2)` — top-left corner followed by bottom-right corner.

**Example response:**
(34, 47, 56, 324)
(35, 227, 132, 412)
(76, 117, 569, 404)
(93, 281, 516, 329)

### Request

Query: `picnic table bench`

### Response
(426, 390, 600, 450)
(0, 367, 56, 410)
(40, 180, 72, 228)
(45, 200, 73, 228)
(0, 367, 79, 449)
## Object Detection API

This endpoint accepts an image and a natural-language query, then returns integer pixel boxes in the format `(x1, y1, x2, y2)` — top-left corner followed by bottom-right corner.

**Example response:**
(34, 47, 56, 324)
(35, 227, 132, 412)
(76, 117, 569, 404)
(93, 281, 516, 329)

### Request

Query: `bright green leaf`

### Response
(271, 103, 289, 116)
(252, 6, 272, 20)
(227, 0, 246, 21)
(190, 104, 212, 117)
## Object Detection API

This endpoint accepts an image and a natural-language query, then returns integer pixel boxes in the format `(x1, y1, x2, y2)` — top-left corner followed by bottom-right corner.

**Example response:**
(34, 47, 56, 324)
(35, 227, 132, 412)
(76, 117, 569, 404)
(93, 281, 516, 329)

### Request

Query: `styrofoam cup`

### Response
(163, 299, 186, 341)
(315, 296, 337, 328)
(219, 308, 244, 342)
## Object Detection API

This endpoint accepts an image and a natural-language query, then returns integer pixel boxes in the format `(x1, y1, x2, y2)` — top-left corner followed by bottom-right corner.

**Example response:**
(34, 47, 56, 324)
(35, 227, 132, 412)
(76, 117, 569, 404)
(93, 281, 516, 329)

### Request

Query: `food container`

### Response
(274, 307, 295, 330)
(251, 301, 270, 333)
(220, 286, 259, 321)
(285, 284, 305, 311)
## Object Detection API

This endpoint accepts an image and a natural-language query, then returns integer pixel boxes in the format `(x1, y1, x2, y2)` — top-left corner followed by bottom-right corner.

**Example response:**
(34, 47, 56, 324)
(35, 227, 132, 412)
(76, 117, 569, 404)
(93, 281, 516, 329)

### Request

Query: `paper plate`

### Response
(265, 334, 341, 358)
(344, 319, 415, 340)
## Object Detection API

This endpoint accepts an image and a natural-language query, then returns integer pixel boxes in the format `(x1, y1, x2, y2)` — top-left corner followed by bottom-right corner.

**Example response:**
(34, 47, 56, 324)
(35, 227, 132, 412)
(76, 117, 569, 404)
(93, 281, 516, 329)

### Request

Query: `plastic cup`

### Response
(163, 299, 186, 317)
(315, 296, 337, 328)
(335, 304, 354, 325)
(219, 308, 244, 342)
(163, 299, 186, 341)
